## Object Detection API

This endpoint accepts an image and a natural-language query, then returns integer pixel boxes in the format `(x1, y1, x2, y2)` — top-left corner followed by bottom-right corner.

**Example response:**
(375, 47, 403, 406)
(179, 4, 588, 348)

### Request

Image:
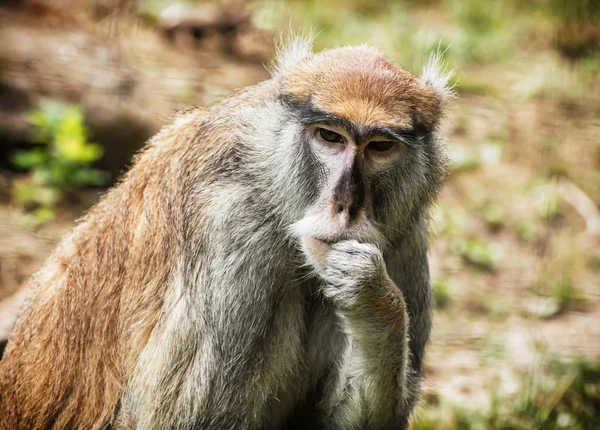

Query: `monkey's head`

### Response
(245, 39, 454, 268)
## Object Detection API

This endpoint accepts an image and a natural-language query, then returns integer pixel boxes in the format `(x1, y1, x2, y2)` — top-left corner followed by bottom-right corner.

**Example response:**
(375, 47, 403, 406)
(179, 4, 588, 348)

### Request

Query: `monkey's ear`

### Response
(419, 52, 456, 111)
(270, 33, 314, 77)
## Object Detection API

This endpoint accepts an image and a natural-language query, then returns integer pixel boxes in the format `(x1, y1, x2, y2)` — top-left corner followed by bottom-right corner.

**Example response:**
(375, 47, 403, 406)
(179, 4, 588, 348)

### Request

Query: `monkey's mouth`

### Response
(290, 213, 386, 263)
(314, 236, 342, 246)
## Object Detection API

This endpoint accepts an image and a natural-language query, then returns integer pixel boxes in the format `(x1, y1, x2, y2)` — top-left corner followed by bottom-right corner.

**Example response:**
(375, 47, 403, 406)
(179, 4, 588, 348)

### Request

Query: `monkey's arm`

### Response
(384, 226, 434, 415)
(315, 240, 412, 429)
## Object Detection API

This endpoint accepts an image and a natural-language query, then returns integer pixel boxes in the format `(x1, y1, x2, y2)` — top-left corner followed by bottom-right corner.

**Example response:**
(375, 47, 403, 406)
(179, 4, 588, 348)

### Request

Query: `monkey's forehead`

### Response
(280, 46, 442, 131)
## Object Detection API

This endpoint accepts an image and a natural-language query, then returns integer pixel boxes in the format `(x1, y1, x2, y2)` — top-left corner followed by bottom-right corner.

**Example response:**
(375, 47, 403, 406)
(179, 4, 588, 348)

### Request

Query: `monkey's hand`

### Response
(307, 239, 412, 429)
(308, 240, 402, 315)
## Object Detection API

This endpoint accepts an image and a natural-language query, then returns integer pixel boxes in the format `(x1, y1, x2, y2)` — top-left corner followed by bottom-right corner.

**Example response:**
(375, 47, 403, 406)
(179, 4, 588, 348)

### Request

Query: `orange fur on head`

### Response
(280, 46, 444, 131)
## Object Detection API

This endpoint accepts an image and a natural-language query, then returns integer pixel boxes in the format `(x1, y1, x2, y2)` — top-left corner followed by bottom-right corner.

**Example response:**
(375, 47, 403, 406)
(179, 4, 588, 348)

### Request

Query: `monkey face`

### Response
(279, 46, 450, 266)
(287, 114, 424, 268)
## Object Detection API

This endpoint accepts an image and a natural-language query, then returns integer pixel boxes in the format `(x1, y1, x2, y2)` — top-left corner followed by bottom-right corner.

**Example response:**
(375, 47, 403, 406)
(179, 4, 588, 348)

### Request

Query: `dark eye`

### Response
(368, 141, 395, 152)
(317, 128, 344, 143)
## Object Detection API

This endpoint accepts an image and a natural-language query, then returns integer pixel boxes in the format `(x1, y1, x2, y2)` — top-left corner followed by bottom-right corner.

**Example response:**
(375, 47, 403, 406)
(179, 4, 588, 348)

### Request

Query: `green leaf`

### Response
(13, 103, 109, 214)
(71, 168, 110, 186)
(10, 148, 49, 169)
(27, 103, 65, 143)
(33, 186, 61, 206)
(465, 239, 493, 270)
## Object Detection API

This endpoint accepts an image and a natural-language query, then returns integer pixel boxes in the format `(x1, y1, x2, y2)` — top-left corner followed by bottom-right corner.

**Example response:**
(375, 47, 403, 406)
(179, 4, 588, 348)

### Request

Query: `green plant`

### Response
(531, 232, 587, 316)
(413, 356, 600, 430)
(449, 146, 480, 174)
(433, 279, 452, 309)
(10, 104, 108, 224)
(450, 236, 494, 271)
(482, 204, 505, 231)
(504, 357, 600, 429)
(514, 219, 540, 242)
(544, 0, 600, 59)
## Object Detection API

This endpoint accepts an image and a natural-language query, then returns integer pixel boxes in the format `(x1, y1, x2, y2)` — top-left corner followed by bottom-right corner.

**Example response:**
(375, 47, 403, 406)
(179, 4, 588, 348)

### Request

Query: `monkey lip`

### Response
(313, 236, 345, 245)
(302, 236, 336, 267)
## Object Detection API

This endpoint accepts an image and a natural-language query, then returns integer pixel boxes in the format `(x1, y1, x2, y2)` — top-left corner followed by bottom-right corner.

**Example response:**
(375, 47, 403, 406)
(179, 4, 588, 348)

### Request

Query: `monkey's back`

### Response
(0, 107, 214, 429)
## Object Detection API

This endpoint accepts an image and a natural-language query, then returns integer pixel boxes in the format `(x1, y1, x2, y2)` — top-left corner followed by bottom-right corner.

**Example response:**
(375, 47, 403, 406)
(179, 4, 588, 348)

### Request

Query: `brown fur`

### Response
(281, 46, 443, 130)
(0, 107, 211, 429)
(0, 76, 280, 427)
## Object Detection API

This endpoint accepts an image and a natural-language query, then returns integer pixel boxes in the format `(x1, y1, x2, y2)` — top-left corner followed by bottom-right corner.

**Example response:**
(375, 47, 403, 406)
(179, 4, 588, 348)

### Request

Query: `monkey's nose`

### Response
(332, 160, 365, 223)
(332, 180, 364, 223)
(332, 199, 357, 225)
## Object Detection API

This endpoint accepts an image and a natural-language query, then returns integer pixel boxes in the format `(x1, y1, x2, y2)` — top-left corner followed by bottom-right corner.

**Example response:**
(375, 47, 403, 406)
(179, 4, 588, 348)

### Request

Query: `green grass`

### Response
(531, 232, 588, 317)
(413, 356, 600, 430)
(449, 237, 494, 272)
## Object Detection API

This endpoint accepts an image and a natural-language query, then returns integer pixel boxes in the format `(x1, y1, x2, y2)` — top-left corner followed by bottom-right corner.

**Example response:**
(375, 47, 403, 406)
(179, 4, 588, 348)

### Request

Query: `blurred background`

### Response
(0, 0, 598, 428)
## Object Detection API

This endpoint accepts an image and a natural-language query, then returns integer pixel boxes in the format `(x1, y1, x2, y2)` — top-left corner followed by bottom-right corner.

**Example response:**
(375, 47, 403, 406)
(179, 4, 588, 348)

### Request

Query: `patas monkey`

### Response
(0, 38, 453, 429)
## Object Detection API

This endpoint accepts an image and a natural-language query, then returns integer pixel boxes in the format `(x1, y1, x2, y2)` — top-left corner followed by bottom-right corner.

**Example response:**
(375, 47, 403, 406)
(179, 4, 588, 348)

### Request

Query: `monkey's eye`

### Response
(367, 141, 396, 152)
(317, 128, 344, 144)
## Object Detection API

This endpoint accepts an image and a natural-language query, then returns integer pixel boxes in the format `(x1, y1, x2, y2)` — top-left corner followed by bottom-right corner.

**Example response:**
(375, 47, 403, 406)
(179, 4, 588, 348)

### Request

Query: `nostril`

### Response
(336, 203, 345, 214)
